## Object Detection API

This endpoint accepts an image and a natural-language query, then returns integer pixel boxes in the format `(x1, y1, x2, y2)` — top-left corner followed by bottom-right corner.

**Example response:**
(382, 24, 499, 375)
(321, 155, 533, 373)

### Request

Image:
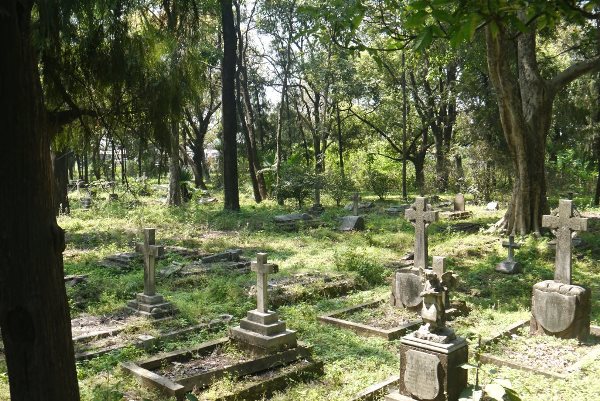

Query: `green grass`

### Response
(2, 189, 600, 400)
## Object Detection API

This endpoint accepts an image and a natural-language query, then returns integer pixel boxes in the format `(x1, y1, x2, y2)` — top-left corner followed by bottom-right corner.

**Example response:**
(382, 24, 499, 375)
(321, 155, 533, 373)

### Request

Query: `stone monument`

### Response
(127, 228, 175, 318)
(391, 197, 439, 309)
(230, 253, 297, 351)
(531, 199, 590, 340)
(495, 235, 521, 274)
(339, 192, 365, 231)
(444, 193, 472, 220)
(386, 256, 468, 401)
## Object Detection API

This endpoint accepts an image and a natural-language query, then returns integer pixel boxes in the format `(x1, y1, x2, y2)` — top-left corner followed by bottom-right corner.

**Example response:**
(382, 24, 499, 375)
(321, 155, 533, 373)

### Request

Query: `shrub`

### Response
(275, 163, 318, 209)
(334, 250, 387, 286)
(324, 169, 356, 206)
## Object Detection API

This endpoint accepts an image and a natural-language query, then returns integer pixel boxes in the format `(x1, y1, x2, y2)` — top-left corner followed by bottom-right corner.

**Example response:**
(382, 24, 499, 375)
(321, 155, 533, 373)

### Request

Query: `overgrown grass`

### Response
(2, 189, 600, 400)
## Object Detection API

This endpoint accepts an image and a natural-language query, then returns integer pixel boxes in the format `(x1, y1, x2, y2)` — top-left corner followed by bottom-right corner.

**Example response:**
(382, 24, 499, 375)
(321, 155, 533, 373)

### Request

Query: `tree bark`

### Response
(168, 119, 182, 205)
(221, 0, 240, 210)
(0, 2, 80, 400)
(52, 149, 70, 215)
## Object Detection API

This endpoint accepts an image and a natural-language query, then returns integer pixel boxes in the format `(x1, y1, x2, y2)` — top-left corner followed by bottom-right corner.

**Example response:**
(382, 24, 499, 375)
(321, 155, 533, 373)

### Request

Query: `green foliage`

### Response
(275, 163, 318, 209)
(364, 169, 394, 200)
(324, 169, 356, 206)
(334, 250, 387, 286)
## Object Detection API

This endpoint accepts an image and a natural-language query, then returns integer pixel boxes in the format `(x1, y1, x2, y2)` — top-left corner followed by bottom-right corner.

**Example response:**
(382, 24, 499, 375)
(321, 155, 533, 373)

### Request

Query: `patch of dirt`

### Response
(340, 303, 419, 329)
(71, 310, 137, 339)
(157, 345, 252, 381)
(486, 327, 600, 374)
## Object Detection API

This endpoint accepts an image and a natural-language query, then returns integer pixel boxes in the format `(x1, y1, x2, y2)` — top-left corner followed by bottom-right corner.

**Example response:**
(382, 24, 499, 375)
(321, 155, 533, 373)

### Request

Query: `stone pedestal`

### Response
(127, 293, 176, 319)
(386, 335, 468, 401)
(338, 216, 365, 231)
(391, 267, 424, 310)
(230, 309, 297, 352)
(530, 280, 591, 340)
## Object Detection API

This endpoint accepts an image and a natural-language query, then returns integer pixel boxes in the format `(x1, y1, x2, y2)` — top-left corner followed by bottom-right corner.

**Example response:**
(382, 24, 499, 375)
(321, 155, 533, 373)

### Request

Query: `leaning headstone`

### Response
(230, 253, 297, 351)
(338, 216, 365, 231)
(201, 249, 242, 263)
(127, 228, 176, 318)
(495, 235, 521, 274)
(531, 200, 590, 340)
(273, 213, 315, 231)
(386, 256, 468, 401)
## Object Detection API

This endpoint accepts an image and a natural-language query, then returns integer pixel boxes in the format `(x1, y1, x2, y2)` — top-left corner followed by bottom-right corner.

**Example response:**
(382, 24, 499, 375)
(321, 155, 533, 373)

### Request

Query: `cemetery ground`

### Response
(2, 188, 600, 401)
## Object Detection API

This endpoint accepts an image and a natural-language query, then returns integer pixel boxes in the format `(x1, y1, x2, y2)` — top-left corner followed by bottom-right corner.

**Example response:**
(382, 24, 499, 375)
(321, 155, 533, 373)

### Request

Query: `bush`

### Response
(366, 169, 394, 200)
(275, 163, 318, 209)
(324, 169, 356, 206)
(334, 250, 387, 286)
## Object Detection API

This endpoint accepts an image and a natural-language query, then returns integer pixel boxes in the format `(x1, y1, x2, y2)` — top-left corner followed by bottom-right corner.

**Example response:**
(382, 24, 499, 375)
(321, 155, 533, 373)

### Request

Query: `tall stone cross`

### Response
(502, 235, 520, 261)
(405, 197, 439, 270)
(352, 192, 360, 216)
(252, 253, 279, 313)
(135, 228, 164, 296)
(542, 200, 588, 284)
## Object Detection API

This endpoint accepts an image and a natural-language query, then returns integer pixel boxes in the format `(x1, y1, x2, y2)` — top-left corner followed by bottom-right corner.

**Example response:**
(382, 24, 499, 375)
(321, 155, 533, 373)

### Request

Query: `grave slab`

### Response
(338, 215, 365, 231)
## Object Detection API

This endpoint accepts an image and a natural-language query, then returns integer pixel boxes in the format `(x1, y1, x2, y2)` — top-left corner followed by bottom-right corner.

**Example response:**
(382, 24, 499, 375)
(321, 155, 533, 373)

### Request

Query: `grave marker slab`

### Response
(495, 235, 522, 274)
(531, 199, 590, 340)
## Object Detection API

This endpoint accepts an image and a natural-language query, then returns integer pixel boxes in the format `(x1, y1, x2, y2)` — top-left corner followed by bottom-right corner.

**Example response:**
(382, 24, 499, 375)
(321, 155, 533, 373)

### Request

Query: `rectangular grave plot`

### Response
(480, 324, 600, 379)
(123, 337, 316, 400)
(318, 299, 421, 341)
(351, 375, 399, 401)
(193, 358, 324, 401)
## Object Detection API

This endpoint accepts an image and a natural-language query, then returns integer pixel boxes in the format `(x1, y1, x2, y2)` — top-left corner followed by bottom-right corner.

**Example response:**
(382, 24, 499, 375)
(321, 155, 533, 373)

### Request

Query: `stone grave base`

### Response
(338, 215, 365, 231)
(230, 309, 297, 352)
(385, 205, 409, 216)
(479, 320, 600, 379)
(530, 280, 591, 340)
(318, 298, 421, 341)
(127, 293, 177, 319)
(352, 375, 400, 401)
(495, 260, 521, 274)
(273, 213, 321, 231)
(387, 335, 468, 401)
(121, 337, 323, 401)
(441, 211, 472, 220)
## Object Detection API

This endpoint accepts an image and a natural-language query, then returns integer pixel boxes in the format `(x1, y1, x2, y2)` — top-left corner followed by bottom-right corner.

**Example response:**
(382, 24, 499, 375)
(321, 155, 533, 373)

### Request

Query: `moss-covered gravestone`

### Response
(531, 200, 590, 340)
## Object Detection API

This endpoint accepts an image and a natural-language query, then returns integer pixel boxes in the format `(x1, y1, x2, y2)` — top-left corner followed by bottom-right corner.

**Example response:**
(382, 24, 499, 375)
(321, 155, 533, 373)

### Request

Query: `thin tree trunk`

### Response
(168, 119, 182, 206)
(221, 0, 240, 210)
(401, 51, 408, 199)
(0, 2, 80, 399)
(52, 149, 70, 215)
(335, 104, 344, 177)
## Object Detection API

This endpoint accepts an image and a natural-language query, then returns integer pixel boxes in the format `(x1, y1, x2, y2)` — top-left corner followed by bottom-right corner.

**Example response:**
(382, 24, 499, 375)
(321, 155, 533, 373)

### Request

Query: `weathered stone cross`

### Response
(352, 192, 360, 216)
(252, 253, 279, 313)
(135, 228, 164, 296)
(405, 197, 439, 270)
(502, 235, 520, 261)
(542, 200, 588, 284)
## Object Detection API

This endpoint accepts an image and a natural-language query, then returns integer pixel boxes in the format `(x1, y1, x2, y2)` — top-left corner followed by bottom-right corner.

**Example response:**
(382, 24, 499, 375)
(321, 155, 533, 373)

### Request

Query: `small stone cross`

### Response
(502, 235, 520, 261)
(251, 253, 279, 313)
(542, 200, 588, 284)
(135, 228, 164, 296)
(405, 197, 439, 270)
(352, 192, 360, 216)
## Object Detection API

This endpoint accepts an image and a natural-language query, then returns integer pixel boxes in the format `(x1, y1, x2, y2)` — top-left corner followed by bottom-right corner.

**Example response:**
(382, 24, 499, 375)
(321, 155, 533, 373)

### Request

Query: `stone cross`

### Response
(135, 228, 164, 296)
(502, 235, 520, 261)
(352, 192, 360, 216)
(251, 253, 279, 313)
(405, 197, 439, 270)
(432, 256, 446, 280)
(542, 200, 588, 284)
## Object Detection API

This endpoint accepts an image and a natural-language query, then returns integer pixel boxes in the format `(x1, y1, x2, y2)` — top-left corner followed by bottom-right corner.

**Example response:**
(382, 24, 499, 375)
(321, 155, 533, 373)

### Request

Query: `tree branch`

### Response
(550, 56, 600, 93)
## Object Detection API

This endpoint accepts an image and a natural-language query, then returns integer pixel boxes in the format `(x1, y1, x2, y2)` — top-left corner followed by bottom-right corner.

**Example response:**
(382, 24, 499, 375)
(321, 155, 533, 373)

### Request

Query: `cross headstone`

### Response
(405, 197, 439, 270)
(432, 256, 445, 280)
(352, 191, 360, 216)
(542, 200, 588, 284)
(503, 235, 520, 261)
(251, 253, 279, 313)
(454, 193, 465, 212)
(135, 228, 164, 296)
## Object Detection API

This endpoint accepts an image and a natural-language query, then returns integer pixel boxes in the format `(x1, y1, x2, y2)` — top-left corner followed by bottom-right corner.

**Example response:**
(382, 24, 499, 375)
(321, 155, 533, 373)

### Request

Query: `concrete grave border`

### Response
(121, 337, 323, 401)
(478, 320, 600, 379)
(318, 298, 422, 341)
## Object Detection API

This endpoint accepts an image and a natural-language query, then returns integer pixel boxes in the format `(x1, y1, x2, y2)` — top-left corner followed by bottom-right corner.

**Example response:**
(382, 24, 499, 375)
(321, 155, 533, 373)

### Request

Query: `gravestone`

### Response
(339, 192, 366, 231)
(391, 198, 439, 309)
(486, 201, 499, 210)
(453, 193, 465, 212)
(531, 200, 590, 340)
(443, 193, 472, 220)
(273, 213, 316, 231)
(230, 253, 297, 351)
(127, 228, 176, 318)
(385, 204, 410, 215)
(386, 257, 468, 401)
(352, 191, 360, 216)
(495, 235, 521, 274)
(81, 196, 92, 210)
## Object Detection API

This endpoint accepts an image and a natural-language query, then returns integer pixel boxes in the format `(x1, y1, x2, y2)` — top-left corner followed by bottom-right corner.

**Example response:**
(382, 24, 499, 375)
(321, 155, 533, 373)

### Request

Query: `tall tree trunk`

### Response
(168, 119, 182, 206)
(52, 149, 70, 215)
(121, 146, 126, 184)
(485, 22, 600, 234)
(0, 2, 80, 400)
(335, 104, 344, 177)
(221, 0, 240, 211)
(401, 51, 408, 199)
